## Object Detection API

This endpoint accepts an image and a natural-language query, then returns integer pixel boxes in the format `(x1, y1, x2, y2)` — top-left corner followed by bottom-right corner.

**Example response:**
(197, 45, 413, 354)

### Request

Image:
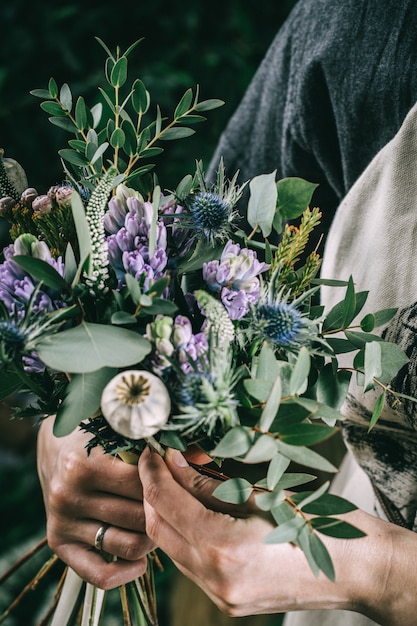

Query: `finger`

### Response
(57, 543, 148, 590)
(139, 448, 228, 547)
(165, 448, 258, 517)
(62, 445, 143, 500)
(53, 492, 147, 533)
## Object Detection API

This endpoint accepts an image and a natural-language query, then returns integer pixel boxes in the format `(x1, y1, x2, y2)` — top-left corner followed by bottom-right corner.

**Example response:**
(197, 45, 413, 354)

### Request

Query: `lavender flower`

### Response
(105, 184, 169, 289)
(203, 240, 269, 320)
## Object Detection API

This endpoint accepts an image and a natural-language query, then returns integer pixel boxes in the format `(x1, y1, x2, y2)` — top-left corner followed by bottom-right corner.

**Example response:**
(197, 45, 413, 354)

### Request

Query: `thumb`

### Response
(165, 448, 221, 510)
(164, 448, 253, 517)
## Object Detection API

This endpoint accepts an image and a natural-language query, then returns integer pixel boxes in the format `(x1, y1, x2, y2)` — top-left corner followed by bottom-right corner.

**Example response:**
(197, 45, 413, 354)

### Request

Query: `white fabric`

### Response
(283, 99, 417, 626)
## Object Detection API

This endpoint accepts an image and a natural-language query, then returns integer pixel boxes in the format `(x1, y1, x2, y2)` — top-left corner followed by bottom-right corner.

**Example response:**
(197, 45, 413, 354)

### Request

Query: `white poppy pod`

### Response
(101, 370, 171, 439)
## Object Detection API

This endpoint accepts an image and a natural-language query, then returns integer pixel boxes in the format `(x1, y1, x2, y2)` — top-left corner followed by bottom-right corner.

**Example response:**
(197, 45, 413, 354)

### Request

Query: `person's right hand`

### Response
(37, 415, 154, 589)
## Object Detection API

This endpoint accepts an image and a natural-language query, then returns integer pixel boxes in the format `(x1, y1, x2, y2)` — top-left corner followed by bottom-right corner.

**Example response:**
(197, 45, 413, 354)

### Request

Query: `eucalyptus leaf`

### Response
(243, 434, 278, 463)
(60, 83, 72, 111)
(174, 88, 193, 118)
(264, 516, 305, 544)
(276, 177, 318, 220)
(289, 347, 310, 395)
(308, 532, 335, 580)
(110, 56, 128, 88)
(49, 116, 77, 133)
(58, 149, 89, 167)
(259, 375, 282, 432)
(276, 441, 338, 473)
(255, 489, 286, 511)
(247, 171, 277, 238)
(193, 99, 224, 112)
(368, 390, 386, 431)
(316, 365, 351, 410)
(71, 191, 92, 273)
(111, 311, 137, 325)
(291, 492, 357, 515)
(54, 368, 117, 436)
(211, 426, 253, 458)
(35, 322, 151, 373)
(213, 477, 253, 504)
(160, 127, 195, 141)
(40, 101, 67, 116)
(75, 96, 88, 130)
(280, 423, 337, 446)
(267, 454, 291, 490)
(311, 517, 366, 539)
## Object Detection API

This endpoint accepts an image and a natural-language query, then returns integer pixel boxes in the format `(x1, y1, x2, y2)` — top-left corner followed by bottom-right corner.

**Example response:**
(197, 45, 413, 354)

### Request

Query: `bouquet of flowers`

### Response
(0, 38, 410, 625)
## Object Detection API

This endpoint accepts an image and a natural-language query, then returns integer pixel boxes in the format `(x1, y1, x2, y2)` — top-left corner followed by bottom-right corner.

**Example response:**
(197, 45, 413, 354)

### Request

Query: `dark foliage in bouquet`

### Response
(0, 38, 412, 624)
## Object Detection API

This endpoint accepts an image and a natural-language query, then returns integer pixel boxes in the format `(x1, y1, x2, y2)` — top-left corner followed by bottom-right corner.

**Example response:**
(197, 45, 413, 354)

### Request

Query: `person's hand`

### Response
(139, 447, 417, 625)
(37, 416, 153, 589)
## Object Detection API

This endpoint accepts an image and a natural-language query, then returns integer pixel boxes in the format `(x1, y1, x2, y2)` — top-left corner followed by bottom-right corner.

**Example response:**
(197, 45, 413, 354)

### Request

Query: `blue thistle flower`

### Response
(188, 191, 232, 243)
(0, 320, 27, 361)
(257, 301, 305, 348)
(176, 371, 214, 407)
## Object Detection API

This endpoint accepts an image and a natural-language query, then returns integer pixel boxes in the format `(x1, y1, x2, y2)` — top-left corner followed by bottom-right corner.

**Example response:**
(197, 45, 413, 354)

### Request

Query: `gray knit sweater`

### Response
(208, 0, 417, 237)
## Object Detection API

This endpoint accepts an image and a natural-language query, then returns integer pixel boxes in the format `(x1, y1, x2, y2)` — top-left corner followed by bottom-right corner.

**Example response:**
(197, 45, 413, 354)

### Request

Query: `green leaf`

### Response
(291, 492, 357, 515)
(309, 532, 335, 580)
(60, 83, 72, 112)
(90, 143, 109, 166)
(247, 171, 278, 238)
(110, 56, 128, 88)
(267, 454, 291, 490)
(213, 477, 253, 504)
(360, 313, 376, 333)
(35, 322, 152, 373)
(13, 256, 70, 291)
(49, 116, 77, 133)
(243, 378, 273, 403)
(311, 517, 366, 539)
(316, 365, 351, 410)
(341, 276, 356, 328)
(280, 423, 337, 446)
(322, 289, 368, 332)
(58, 149, 89, 167)
(40, 101, 67, 116)
(211, 426, 253, 458)
(255, 342, 282, 380)
(111, 311, 137, 325)
(363, 340, 382, 390)
(276, 441, 338, 473)
(276, 177, 318, 220)
(110, 127, 125, 149)
(132, 79, 150, 114)
(48, 77, 59, 98)
(294, 480, 330, 510)
(264, 516, 305, 544)
(75, 96, 88, 130)
(368, 390, 386, 431)
(54, 368, 117, 436)
(344, 330, 384, 349)
(255, 489, 286, 511)
(71, 191, 92, 273)
(374, 341, 409, 384)
(30, 88, 52, 99)
(259, 375, 282, 432)
(174, 88, 193, 118)
(159, 127, 195, 141)
(193, 99, 224, 112)
(244, 434, 278, 463)
(289, 347, 310, 395)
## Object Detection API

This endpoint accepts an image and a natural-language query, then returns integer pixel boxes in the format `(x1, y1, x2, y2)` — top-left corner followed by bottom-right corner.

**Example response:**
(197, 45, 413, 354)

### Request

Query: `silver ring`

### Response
(94, 524, 110, 551)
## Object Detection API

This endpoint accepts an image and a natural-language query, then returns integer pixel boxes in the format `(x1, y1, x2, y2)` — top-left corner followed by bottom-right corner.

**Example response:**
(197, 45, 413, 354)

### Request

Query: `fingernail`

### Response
(166, 448, 189, 467)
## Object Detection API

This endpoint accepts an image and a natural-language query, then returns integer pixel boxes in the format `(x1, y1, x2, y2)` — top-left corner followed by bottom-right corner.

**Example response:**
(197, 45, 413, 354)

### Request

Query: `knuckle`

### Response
(142, 480, 160, 507)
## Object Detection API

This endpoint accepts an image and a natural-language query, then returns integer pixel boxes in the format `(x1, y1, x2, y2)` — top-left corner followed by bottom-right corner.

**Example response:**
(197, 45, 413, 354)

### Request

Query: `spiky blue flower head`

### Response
(254, 286, 320, 353)
(257, 301, 304, 348)
(0, 319, 27, 362)
(176, 370, 214, 407)
(188, 191, 232, 244)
